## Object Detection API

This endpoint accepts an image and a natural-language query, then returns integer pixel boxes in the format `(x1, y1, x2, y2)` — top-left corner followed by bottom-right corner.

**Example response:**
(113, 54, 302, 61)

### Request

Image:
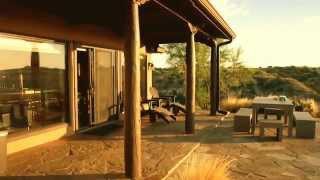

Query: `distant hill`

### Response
(251, 68, 319, 99)
(262, 66, 320, 95)
(153, 66, 320, 101)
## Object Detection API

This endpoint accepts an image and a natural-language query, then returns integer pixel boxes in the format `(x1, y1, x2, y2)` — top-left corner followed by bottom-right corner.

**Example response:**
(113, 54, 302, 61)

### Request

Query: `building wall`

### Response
(0, 3, 154, 154)
(7, 123, 68, 155)
(146, 54, 154, 99)
(140, 52, 154, 100)
(0, 5, 124, 50)
(140, 56, 147, 100)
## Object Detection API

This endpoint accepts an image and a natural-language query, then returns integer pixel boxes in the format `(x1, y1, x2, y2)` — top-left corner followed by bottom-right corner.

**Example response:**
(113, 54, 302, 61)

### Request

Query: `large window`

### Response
(0, 34, 66, 133)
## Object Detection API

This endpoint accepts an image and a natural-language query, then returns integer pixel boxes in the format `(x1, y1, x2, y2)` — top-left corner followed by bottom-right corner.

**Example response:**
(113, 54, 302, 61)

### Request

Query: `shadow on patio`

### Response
(5, 113, 222, 179)
(6, 112, 319, 179)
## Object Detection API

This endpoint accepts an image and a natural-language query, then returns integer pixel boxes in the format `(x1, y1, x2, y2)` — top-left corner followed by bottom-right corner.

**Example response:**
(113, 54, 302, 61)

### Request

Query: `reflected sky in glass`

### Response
(0, 35, 65, 70)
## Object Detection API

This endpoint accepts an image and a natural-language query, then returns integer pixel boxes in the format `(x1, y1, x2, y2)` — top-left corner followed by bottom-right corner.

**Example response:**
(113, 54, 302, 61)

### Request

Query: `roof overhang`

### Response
(141, 0, 236, 46)
(193, 0, 236, 40)
(0, 0, 235, 48)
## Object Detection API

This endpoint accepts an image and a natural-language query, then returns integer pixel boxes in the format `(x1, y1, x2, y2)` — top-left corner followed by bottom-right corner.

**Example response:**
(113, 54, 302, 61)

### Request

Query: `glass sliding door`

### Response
(76, 48, 94, 129)
(93, 49, 115, 124)
(115, 51, 125, 114)
(75, 46, 123, 129)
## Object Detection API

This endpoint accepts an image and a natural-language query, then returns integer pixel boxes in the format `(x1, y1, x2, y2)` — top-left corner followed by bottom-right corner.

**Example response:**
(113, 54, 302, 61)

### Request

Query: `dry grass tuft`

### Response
(221, 96, 252, 113)
(299, 99, 320, 117)
(176, 155, 234, 180)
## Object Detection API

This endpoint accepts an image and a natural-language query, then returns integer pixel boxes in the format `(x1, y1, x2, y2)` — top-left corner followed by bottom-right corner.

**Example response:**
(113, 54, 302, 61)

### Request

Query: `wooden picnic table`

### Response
(251, 97, 294, 137)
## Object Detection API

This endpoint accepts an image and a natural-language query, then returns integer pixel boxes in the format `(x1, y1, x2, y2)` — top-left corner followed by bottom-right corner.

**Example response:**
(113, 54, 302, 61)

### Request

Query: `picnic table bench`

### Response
(259, 119, 284, 141)
(294, 112, 319, 138)
(234, 108, 252, 133)
(264, 108, 283, 120)
(252, 97, 294, 137)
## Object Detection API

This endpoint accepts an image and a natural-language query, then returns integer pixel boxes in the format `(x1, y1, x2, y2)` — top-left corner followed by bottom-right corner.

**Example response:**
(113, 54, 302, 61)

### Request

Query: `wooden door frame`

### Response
(74, 46, 95, 130)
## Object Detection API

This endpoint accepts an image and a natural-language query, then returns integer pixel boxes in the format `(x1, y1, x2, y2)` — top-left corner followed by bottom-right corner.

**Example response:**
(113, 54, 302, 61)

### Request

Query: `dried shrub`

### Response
(295, 98, 320, 117)
(176, 155, 234, 180)
(221, 96, 252, 113)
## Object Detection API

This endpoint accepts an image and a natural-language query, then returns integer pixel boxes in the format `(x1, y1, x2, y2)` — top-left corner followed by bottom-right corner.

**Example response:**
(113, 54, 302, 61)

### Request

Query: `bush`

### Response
(294, 98, 320, 118)
(221, 97, 252, 113)
(176, 155, 234, 180)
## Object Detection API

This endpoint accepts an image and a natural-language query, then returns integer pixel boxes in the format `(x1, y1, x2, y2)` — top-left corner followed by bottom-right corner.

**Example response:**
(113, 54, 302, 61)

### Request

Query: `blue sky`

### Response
(211, 0, 320, 67)
(153, 0, 320, 68)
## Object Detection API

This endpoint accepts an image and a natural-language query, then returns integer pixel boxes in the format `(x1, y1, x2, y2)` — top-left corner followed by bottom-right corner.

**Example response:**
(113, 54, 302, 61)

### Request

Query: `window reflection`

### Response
(0, 34, 66, 133)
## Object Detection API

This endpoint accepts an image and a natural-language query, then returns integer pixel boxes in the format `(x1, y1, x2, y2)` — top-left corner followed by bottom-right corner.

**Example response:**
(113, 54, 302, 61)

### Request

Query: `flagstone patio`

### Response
(4, 113, 320, 180)
(167, 116, 320, 180)
(5, 114, 221, 179)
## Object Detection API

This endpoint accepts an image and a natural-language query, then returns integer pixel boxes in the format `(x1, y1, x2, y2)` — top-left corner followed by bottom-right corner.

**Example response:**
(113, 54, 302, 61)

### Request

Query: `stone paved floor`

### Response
(4, 113, 320, 180)
(168, 116, 320, 180)
(5, 114, 222, 179)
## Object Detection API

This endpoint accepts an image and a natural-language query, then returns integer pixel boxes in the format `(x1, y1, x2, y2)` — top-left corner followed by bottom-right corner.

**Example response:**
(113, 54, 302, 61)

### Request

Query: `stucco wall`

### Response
(7, 123, 68, 155)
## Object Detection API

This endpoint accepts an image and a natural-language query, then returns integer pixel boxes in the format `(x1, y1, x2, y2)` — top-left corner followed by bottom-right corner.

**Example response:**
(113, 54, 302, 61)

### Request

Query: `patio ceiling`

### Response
(140, 0, 236, 46)
(2, 0, 235, 47)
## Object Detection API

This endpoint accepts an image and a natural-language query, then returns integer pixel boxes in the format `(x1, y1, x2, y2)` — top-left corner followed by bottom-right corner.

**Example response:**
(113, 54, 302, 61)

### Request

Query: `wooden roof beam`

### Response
(149, 0, 216, 43)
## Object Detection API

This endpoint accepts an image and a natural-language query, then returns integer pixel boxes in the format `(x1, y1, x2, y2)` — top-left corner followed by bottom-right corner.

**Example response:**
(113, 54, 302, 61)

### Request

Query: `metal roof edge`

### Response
(195, 0, 236, 39)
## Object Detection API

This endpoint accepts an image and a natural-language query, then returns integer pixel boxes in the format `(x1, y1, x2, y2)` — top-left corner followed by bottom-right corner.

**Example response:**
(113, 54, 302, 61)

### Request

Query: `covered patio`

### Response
(0, 0, 235, 179)
(6, 113, 320, 179)
(124, 1, 235, 178)
(6, 114, 222, 179)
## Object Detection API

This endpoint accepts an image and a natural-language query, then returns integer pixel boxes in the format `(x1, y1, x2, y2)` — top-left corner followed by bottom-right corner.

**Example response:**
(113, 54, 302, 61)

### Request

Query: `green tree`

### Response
(163, 43, 211, 108)
(220, 47, 253, 98)
(154, 43, 250, 109)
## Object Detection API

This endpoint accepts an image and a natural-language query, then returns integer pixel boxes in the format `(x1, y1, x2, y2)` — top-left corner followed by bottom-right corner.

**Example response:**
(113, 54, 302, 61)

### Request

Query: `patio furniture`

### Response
(234, 108, 252, 133)
(0, 105, 12, 129)
(149, 87, 186, 115)
(149, 87, 175, 108)
(27, 101, 40, 123)
(141, 99, 175, 124)
(259, 119, 284, 141)
(11, 103, 29, 128)
(141, 99, 153, 120)
(264, 108, 282, 120)
(154, 107, 176, 124)
(294, 112, 318, 138)
(1, 114, 11, 128)
(108, 103, 124, 122)
(169, 103, 186, 116)
(252, 97, 294, 137)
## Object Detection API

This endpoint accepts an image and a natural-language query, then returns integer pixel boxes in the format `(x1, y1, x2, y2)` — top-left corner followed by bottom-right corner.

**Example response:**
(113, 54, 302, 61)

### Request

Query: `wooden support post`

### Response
(216, 45, 220, 111)
(288, 106, 294, 137)
(210, 40, 218, 116)
(124, 0, 142, 178)
(185, 24, 197, 134)
(67, 41, 78, 132)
